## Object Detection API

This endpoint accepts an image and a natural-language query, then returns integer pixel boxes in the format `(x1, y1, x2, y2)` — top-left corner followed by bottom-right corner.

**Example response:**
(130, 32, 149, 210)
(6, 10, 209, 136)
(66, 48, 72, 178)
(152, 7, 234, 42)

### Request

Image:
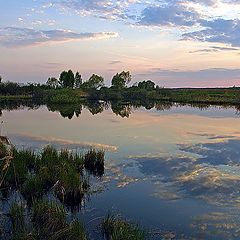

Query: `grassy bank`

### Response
(42, 88, 88, 104)
(154, 88, 240, 104)
(1, 86, 240, 105)
(93, 87, 240, 105)
(0, 94, 32, 101)
(39, 87, 240, 105)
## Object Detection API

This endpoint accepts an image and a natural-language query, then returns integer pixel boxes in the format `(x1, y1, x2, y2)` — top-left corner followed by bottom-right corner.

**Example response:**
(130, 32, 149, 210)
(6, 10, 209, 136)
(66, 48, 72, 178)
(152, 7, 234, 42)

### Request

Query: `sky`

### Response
(0, 0, 240, 87)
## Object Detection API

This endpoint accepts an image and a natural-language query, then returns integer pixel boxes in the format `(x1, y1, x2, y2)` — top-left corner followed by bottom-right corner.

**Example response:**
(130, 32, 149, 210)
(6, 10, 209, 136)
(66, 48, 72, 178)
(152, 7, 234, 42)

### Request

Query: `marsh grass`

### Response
(31, 199, 89, 239)
(50, 220, 88, 240)
(55, 165, 90, 206)
(102, 215, 146, 240)
(5, 149, 36, 187)
(9, 202, 25, 233)
(1, 145, 104, 205)
(84, 149, 105, 176)
(32, 199, 67, 235)
(0, 143, 146, 240)
(9, 202, 36, 240)
(21, 174, 44, 201)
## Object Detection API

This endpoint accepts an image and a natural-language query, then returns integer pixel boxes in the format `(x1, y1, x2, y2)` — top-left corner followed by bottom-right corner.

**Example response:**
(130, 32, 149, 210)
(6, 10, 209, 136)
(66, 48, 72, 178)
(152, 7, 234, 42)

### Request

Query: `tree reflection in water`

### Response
(0, 99, 240, 119)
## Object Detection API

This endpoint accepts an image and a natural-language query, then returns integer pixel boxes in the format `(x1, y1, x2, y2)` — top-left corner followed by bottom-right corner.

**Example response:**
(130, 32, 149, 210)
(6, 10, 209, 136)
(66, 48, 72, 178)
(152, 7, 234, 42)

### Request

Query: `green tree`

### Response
(82, 74, 104, 90)
(0, 75, 2, 83)
(66, 70, 75, 88)
(59, 71, 67, 88)
(138, 80, 155, 90)
(59, 70, 75, 88)
(111, 71, 132, 89)
(74, 72, 82, 89)
(46, 77, 59, 88)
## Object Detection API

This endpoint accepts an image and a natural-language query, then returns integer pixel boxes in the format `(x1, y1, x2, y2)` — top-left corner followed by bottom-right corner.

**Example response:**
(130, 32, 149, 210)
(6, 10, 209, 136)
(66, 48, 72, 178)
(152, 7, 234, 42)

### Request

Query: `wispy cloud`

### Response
(183, 19, 240, 47)
(109, 60, 122, 65)
(11, 133, 118, 151)
(55, 0, 139, 20)
(0, 27, 118, 48)
(50, 0, 240, 47)
(189, 45, 240, 53)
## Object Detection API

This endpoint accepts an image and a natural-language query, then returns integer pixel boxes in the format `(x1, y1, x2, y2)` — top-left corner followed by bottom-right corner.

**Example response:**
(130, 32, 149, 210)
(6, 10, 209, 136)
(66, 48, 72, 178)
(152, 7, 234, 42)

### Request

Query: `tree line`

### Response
(0, 69, 160, 103)
(46, 70, 155, 90)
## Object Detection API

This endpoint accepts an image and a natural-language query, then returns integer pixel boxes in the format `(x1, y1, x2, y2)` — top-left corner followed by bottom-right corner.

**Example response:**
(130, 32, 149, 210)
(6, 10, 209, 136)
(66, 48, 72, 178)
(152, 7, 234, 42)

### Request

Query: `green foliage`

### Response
(3, 69, 240, 106)
(48, 103, 82, 119)
(138, 80, 155, 90)
(0, 142, 147, 240)
(59, 70, 75, 88)
(102, 215, 145, 240)
(111, 71, 131, 89)
(111, 102, 132, 118)
(85, 101, 104, 115)
(1, 145, 104, 206)
(32, 200, 67, 236)
(74, 72, 82, 89)
(9, 203, 26, 233)
(46, 89, 81, 104)
(82, 74, 104, 90)
(50, 220, 88, 240)
(0, 82, 50, 97)
(31, 199, 88, 240)
(47, 77, 59, 89)
(84, 149, 105, 176)
(21, 174, 44, 200)
(56, 162, 89, 206)
(4, 149, 36, 186)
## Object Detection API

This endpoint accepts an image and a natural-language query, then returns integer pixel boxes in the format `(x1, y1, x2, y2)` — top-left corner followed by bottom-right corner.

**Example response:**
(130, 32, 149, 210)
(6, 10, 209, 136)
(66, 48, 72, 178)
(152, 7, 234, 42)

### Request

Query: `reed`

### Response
(9, 202, 25, 233)
(21, 174, 44, 201)
(84, 149, 105, 176)
(50, 220, 88, 240)
(0, 144, 109, 239)
(102, 215, 145, 240)
(32, 199, 67, 237)
(55, 165, 89, 206)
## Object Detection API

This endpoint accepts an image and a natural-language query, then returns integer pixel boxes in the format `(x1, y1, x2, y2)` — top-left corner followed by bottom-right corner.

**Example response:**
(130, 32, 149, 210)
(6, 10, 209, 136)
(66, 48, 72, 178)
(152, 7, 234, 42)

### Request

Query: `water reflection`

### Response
(130, 137, 240, 206)
(11, 133, 118, 151)
(1, 99, 240, 119)
(2, 101, 240, 239)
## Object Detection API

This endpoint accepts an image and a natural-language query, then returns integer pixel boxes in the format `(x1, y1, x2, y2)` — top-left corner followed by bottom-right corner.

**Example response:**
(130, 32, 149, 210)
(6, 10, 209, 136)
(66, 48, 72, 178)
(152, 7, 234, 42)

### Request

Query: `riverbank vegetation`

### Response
(0, 143, 146, 239)
(102, 215, 145, 240)
(1, 70, 240, 105)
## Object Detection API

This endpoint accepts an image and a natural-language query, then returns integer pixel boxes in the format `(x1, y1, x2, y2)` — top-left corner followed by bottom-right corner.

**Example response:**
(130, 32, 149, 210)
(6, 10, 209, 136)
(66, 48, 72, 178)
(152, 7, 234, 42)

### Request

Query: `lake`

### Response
(1, 101, 240, 239)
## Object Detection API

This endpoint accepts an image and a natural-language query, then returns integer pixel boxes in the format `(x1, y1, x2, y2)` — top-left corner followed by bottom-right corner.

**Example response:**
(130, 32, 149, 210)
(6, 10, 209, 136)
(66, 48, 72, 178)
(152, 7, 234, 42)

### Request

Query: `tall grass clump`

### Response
(102, 215, 146, 240)
(9, 202, 25, 233)
(84, 149, 104, 176)
(0, 143, 109, 239)
(50, 220, 88, 240)
(39, 145, 59, 170)
(1, 144, 104, 206)
(5, 149, 36, 187)
(55, 165, 89, 206)
(32, 199, 88, 240)
(21, 174, 44, 201)
(32, 199, 67, 237)
(9, 202, 35, 239)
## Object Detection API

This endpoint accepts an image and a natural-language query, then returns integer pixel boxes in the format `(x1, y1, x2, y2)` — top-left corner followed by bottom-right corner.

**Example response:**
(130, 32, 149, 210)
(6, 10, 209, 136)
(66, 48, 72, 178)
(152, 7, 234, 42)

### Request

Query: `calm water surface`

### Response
(2, 102, 240, 239)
